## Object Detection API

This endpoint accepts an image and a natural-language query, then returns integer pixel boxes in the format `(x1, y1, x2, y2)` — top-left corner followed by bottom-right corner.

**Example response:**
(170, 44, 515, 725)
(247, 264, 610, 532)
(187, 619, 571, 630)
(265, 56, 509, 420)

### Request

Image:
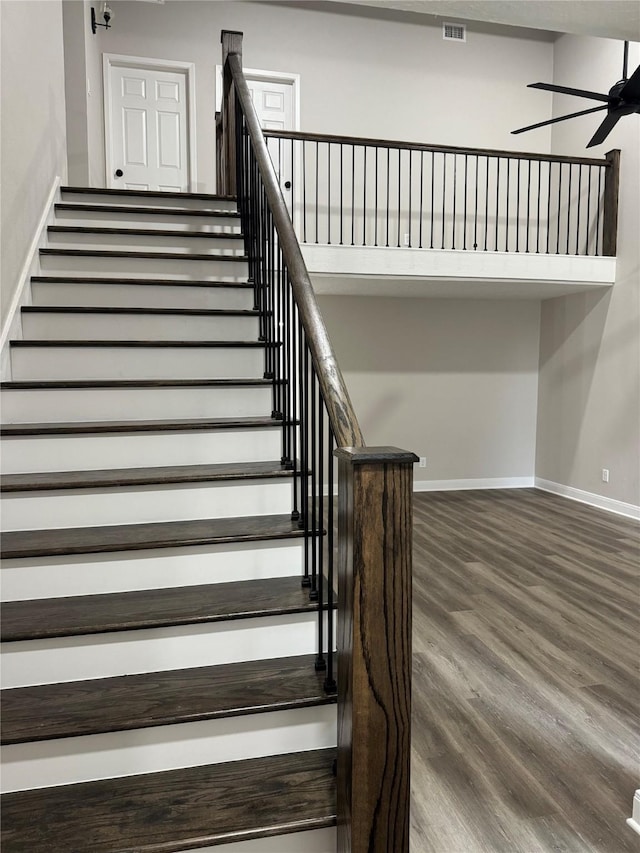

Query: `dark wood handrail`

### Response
(263, 128, 610, 167)
(226, 53, 364, 450)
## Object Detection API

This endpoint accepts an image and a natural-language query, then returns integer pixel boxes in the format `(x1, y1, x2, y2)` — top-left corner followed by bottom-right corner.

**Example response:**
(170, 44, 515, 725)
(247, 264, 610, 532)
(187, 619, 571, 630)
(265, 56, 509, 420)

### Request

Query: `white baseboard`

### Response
(413, 477, 534, 492)
(535, 478, 640, 520)
(627, 819, 640, 838)
(0, 176, 61, 379)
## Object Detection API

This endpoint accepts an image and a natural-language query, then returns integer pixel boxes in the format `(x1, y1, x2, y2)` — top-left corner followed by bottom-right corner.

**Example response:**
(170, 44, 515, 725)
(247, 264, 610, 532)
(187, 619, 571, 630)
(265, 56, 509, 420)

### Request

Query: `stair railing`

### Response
(220, 30, 415, 853)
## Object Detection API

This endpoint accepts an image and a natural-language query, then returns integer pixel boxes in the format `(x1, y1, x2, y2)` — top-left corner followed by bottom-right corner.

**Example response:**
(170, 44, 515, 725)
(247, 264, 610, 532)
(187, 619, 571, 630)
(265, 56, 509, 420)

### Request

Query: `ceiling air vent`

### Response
(443, 22, 466, 42)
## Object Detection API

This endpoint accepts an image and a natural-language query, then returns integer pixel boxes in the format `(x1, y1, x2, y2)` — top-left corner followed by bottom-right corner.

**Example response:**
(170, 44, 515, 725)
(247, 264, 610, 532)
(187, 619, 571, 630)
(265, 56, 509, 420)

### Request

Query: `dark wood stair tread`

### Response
(55, 203, 241, 218)
(1, 513, 303, 559)
(1, 653, 334, 743)
(1, 574, 320, 641)
(40, 248, 248, 262)
(0, 416, 279, 436)
(49, 226, 244, 240)
(11, 339, 274, 348)
(1, 378, 275, 390)
(61, 186, 236, 202)
(0, 460, 293, 492)
(1, 748, 336, 853)
(31, 276, 252, 288)
(22, 306, 259, 317)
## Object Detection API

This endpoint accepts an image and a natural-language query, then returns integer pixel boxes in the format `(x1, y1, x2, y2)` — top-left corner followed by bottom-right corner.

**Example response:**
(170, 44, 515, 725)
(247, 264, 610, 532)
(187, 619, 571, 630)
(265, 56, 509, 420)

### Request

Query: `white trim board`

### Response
(414, 477, 534, 492)
(103, 54, 198, 191)
(215, 66, 301, 130)
(535, 478, 640, 520)
(0, 176, 61, 380)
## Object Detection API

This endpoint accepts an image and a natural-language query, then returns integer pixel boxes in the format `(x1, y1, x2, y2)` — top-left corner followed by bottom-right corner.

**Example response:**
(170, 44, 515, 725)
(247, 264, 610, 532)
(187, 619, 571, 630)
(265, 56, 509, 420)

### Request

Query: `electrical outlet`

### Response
(419, 457, 427, 468)
(403, 233, 410, 247)
(602, 468, 609, 483)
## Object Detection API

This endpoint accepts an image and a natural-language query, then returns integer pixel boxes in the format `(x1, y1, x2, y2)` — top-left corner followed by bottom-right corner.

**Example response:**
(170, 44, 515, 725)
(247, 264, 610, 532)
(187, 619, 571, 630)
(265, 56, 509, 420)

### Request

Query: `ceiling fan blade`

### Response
(621, 63, 640, 101)
(528, 82, 610, 102)
(586, 110, 623, 148)
(512, 104, 608, 135)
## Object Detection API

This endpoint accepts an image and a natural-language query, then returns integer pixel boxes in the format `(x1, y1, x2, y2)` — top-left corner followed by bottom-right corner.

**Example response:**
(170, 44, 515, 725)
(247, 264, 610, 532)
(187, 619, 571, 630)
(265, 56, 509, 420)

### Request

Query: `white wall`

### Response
(318, 296, 540, 481)
(1, 0, 67, 329)
(72, 0, 554, 192)
(537, 37, 640, 508)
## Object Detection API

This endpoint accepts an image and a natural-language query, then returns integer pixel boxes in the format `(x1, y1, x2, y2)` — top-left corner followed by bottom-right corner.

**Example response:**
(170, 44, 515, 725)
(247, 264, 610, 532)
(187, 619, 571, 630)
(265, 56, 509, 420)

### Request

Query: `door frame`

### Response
(103, 53, 198, 191)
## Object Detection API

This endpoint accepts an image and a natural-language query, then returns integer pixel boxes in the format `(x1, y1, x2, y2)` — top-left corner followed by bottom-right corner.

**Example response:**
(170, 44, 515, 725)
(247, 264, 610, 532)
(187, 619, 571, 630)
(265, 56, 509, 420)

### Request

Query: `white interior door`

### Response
(107, 64, 190, 192)
(248, 79, 294, 210)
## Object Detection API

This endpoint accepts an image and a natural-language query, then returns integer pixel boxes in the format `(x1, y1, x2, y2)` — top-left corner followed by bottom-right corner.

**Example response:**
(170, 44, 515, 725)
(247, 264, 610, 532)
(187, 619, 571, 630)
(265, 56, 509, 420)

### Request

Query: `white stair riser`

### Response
(177, 828, 337, 853)
(22, 312, 260, 342)
(0, 386, 273, 423)
(32, 281, 255, 311)
(48, 232, 245, 254)
(39, 253, 248, 280)
(55, 209, 241, 232)
(1, 427, 282, 473)
(2, 478, 294, 531)
(11, 346, 266, 381)
(2, 612, 325, 686)
(2, 540, 304, 601)
(1, 704, 337, 793)
(60, 192, 237, 211)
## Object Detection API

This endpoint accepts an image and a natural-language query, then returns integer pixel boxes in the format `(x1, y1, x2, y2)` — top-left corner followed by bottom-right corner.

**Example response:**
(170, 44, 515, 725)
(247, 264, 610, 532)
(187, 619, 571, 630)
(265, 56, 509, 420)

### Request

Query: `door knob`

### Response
(115, 169, 124, 178)
(284, 180, 291, 190)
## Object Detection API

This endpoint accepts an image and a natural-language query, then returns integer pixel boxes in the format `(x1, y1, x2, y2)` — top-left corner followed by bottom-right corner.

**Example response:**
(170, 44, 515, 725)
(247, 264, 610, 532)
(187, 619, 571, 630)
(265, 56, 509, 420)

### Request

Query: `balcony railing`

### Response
(264, 130, 620, 257)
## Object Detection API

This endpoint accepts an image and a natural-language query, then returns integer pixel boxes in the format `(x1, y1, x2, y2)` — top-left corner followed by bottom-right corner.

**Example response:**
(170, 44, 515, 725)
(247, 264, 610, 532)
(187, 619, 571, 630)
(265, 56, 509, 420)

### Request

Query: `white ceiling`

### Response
(325, 1, 640, 42)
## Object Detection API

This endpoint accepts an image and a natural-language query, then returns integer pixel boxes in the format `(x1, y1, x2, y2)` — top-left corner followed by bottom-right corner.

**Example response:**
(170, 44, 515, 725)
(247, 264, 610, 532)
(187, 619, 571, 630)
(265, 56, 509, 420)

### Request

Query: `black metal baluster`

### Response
(463, 154, 468, 250)
(309, 360, 318, 601)
(352, 145, 356, 246)
(546, 161, 552, 255)
(315, 141, 319, 245)
(556, 162, 563, 254)
(484, 156, 490, 252)
(566, 163, 572, 255)
(596, 165, 603, 256)
(290, 297, 299, 521)
(325, 424, 336, 694)
(536, 160, 542, 253)
(495, 157, 500, 251)
(452, 154, 457, 250)
(340, 144, 344, 246)
(430, 151, 435, 249)
(397, 148, 402, 248)
(327, 143, 331, 245)
(526, 159, 531, 253)
(302, 141, 307, 243)
(316, 398, 325, 671)
(386, 147, 391, 248)
(408, 149, 412, 247)
(375, 147, 379, 247)
(516, 159, 521, 253)
(300, 336, 310, 588)
(280, 252, 290, 468)
(585, 165, 592, 256)
(442, 152, 447, 249)
(363, 146, 367, 246)
(419, 151, 424, 249)
(575, 164, 582, 256)
(473, 155, 479, 250)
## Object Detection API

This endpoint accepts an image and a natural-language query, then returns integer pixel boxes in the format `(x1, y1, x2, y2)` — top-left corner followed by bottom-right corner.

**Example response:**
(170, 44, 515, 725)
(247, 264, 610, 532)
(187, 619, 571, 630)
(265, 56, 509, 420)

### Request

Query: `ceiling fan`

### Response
(512, 41, 640, 148)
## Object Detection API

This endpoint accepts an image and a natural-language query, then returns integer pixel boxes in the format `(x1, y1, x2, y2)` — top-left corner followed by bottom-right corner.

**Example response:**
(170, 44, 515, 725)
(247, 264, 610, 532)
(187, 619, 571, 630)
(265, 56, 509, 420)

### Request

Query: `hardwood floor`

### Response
(410, 489, 639, 853)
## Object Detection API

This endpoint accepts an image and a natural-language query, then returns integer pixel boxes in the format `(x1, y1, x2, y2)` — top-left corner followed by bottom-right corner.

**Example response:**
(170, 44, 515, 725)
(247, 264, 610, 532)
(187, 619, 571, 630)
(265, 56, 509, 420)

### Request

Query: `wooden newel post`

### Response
(602, 149, 620, 257)
(219, 30, 243, 197)
(334, 446, 417, 853)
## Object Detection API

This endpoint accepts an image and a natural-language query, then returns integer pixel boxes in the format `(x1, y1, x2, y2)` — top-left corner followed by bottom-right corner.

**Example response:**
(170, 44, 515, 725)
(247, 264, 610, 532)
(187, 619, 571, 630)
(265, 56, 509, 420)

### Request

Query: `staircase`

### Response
(0, 187, 337, 852)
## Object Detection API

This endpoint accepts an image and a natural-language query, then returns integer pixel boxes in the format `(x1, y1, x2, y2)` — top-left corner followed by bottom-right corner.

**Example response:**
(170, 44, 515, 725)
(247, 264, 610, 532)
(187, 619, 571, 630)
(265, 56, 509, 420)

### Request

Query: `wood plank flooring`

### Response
(410, 489, 639, 853)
